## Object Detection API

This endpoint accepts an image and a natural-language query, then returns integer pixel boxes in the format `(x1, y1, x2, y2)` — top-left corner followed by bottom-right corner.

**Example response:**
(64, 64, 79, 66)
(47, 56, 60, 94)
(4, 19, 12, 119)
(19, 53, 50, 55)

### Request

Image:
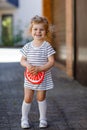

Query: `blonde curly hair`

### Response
(28, 15, 54, 43)
(29, 15, 49, 33)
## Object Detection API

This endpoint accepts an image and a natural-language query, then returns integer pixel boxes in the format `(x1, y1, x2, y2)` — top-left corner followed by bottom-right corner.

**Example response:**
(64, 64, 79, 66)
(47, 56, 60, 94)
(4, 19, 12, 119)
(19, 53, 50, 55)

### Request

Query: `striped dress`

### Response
(20, 41, 56, 90)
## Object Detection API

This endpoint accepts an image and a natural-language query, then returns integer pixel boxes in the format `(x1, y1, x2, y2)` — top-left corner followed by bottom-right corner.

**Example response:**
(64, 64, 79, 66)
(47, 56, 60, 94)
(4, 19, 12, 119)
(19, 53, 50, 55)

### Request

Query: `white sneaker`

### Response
(39, 120, 48, 128)
(21, 119, 30, 129)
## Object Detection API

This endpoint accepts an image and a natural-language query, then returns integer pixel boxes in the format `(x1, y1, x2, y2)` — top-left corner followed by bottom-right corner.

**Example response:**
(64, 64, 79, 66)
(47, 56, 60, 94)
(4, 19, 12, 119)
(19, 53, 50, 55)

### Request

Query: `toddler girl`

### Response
(20, 15, 56, 129)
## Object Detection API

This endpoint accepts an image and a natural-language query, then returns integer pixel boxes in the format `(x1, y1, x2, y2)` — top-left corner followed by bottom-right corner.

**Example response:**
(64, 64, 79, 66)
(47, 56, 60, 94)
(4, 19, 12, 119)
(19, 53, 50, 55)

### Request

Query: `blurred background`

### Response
(0, 0, 87, 86)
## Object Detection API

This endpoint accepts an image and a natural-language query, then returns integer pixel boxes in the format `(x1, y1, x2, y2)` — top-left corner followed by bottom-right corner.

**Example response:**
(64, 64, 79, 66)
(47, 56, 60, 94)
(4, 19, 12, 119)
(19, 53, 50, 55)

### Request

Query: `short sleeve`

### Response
(47, 42, 56, 57)
(20, 43, 29, 57)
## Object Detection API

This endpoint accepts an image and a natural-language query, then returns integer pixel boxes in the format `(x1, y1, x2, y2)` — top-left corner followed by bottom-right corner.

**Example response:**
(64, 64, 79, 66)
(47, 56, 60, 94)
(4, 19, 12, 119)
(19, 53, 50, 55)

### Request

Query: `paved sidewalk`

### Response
(0, 63, 87, 130)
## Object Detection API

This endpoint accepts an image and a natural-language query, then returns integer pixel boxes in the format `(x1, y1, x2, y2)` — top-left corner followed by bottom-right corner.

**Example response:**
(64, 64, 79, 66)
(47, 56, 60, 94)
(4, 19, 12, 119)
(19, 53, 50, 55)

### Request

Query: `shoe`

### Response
(21, 119, 30, 129)
(39, 120, 48, 128)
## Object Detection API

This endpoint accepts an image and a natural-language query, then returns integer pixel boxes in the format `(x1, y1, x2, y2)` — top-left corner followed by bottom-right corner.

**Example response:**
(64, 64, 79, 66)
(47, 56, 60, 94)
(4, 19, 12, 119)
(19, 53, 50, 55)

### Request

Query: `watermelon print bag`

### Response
(24, 68, 45, 84)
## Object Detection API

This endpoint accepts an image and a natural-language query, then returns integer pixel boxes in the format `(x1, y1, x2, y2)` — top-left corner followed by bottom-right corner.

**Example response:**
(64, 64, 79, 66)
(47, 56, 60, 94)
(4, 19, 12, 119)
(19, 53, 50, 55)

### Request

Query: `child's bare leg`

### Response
(37, 90, 46, 101)
(21, 88, 34, 128)
(24, 88, 34, 103)
(37, 90, 48, 128)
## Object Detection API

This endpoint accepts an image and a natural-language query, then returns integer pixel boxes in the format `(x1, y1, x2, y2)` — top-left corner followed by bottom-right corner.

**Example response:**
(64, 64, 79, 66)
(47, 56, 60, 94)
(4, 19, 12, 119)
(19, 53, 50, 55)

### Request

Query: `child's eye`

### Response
(40, 29, 44, 31)
(34, 28, 37, 31)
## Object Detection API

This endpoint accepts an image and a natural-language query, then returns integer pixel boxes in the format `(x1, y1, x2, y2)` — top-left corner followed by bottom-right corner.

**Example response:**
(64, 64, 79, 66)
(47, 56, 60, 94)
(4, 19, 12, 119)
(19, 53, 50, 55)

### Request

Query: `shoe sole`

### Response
(21, 125, 31, 129)
(39, 124, 49, 129)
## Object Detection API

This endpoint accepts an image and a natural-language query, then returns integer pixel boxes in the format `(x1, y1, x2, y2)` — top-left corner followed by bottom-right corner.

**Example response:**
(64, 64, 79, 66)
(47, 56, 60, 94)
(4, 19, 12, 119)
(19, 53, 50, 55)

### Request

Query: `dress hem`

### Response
(24, 86, 54, 91)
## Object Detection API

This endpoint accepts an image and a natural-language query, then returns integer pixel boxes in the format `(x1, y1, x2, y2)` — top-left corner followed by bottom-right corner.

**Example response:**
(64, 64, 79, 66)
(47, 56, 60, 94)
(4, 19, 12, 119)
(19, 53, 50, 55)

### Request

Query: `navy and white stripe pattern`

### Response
(20, 41, 56, 90)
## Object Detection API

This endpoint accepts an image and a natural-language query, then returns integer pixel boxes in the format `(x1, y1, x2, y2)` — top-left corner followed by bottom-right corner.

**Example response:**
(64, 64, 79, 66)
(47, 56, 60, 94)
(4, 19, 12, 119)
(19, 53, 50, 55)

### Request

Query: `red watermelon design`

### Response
(24, 68, 45, 84)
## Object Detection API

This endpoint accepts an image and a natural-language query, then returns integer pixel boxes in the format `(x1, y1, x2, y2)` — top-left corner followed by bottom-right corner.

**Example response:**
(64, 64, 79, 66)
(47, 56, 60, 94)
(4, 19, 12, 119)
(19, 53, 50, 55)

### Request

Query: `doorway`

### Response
(2, 15, 13, 46)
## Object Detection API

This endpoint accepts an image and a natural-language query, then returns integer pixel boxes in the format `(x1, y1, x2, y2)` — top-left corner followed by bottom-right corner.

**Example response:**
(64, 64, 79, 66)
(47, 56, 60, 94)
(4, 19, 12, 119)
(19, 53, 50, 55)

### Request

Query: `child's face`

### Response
(31, 23, 46, 41)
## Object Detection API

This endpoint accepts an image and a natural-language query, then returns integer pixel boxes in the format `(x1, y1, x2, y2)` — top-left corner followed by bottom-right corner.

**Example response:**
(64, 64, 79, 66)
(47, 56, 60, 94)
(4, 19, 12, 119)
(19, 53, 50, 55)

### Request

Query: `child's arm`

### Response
(39, 55, 55, 72)
(20, 56, 35, 73)
(20, 56, 28, 68)
(33, 54, 55, 75)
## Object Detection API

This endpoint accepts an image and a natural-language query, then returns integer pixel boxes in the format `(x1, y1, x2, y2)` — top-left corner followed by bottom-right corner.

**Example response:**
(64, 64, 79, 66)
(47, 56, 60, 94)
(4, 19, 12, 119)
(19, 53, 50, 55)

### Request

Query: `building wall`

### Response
(75, 0, 87, 85)
(42, 0, 52, 23)
(42, 0, 74, 76)
(52, 0, 66, 65)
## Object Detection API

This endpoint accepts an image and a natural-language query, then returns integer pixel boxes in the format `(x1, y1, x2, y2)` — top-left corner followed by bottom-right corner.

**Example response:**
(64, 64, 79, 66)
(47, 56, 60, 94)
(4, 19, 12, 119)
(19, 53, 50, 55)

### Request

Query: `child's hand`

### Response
(27, 64, 35, 73)
(27, 65, 41, 75)
(29, 66, 41, 75)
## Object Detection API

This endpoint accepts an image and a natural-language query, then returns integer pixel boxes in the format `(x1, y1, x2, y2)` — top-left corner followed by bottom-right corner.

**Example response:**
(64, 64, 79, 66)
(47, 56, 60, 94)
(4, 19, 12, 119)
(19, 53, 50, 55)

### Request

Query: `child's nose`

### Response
(37, 29, 41, 33)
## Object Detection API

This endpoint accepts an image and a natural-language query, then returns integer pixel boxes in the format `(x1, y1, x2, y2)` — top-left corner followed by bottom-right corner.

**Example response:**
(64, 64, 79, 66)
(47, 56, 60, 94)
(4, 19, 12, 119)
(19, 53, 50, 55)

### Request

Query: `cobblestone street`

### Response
(0, 63, 87, 130)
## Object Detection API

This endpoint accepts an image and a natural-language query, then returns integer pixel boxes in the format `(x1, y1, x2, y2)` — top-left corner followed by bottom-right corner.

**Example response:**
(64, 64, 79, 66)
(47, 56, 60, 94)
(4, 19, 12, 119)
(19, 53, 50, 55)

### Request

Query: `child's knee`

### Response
(24, 96, 33, 103)
(36, 95, 46, 101)
(36, 91, 46, 101)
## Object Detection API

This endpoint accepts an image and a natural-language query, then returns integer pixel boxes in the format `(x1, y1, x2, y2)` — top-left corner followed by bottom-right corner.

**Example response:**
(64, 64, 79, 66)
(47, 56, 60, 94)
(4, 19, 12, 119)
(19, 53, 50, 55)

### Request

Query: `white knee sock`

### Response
(38, 99, 47, 121)
(21, 101, 31, 121)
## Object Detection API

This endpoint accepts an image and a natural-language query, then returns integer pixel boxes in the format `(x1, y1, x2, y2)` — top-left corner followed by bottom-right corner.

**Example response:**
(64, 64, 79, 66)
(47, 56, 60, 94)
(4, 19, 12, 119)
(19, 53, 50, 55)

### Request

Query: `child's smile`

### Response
(32, 23, 46, 41)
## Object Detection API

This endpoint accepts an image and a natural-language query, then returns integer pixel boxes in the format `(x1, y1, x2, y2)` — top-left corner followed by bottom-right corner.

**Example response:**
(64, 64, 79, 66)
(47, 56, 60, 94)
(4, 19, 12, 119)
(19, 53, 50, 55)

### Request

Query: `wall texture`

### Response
(75, 0, 87, 85)
(52, 0, 66, 65)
